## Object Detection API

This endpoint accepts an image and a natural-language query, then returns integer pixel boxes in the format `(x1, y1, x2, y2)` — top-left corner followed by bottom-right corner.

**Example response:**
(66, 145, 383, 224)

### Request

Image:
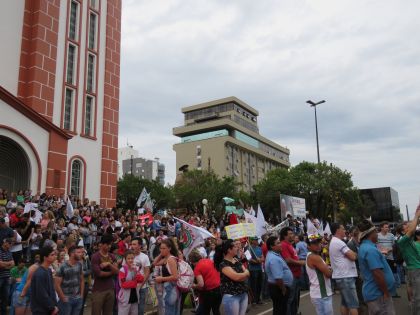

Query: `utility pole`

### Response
(406, 204, 410, 221)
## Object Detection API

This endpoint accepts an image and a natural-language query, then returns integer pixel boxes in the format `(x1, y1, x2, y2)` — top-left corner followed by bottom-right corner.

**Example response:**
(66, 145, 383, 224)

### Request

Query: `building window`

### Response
(69, 1, 79, 40)
(196, 145, 201, 156)
(66, 44, 76, 84)
(84, 96, 94, 135)
(90, 0, 98, 10)
(87, 54, 95, 92)
(88, 13, 97, 50)
(64, 88, 74, 130)
(70, 160, 82, 197)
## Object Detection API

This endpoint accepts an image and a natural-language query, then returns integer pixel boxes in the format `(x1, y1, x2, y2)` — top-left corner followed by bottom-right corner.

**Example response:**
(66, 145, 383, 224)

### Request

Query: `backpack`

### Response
(176, 259, 194, 292)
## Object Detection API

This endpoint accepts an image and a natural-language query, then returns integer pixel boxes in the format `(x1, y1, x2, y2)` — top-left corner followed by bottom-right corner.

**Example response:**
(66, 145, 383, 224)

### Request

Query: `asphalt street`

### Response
(244, 285, 411, 315)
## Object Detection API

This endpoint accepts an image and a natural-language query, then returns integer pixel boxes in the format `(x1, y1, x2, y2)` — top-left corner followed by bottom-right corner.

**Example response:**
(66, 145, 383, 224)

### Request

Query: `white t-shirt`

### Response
(134, 252, 151, 288)
(329, 236, 358, 279)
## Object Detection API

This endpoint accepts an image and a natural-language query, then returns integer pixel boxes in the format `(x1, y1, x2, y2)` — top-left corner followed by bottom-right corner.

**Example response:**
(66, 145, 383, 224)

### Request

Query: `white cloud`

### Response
(119, 0, 420, 218)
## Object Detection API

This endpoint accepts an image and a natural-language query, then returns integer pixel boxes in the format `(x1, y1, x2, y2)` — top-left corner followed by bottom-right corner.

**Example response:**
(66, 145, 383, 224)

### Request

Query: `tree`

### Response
(117, 174, 175, 210)
(254, 161, 363, 222)
(173, 170, 237, 216)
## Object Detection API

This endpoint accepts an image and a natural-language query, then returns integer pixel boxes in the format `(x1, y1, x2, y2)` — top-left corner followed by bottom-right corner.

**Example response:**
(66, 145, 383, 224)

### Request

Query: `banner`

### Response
(225, 223, 256, 239)
(138, 213, 154, 226)
(174, 217, 213, 259)
(280, 194, 306, 219)
(266, 219, 289, 234)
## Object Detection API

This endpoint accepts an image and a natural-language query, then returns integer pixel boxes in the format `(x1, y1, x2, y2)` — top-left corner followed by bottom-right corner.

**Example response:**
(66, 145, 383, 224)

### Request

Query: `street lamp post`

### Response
(306, 100, 325, 164)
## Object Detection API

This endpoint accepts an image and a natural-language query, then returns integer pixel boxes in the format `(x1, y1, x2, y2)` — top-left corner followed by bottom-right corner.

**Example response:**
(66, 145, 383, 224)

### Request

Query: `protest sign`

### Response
(225, 223, 256, 239)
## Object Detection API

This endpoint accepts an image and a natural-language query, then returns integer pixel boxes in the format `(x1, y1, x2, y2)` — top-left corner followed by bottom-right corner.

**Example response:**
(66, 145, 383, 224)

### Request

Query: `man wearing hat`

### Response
(305, 234, 333, 315)
(358, 220, 396, 315)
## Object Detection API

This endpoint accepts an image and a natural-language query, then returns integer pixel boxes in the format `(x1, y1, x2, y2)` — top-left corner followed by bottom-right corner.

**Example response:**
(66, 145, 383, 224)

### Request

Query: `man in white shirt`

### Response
(131, 238, 151, 315)
(329, 223, 359, 315)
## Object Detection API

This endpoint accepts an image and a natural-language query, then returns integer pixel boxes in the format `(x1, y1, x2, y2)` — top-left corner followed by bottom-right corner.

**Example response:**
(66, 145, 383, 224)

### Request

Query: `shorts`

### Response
(334, 277, 359, 309)
(12, 290, 30, 308)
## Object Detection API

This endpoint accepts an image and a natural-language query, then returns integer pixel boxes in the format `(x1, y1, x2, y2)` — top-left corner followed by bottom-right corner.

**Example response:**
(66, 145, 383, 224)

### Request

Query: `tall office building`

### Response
(118, 145, 139, 179)
(122, 157, 165, 185)
(360, 187, 402, 222)
(173, 97, 290, 191)
(0, 0, 121, 208)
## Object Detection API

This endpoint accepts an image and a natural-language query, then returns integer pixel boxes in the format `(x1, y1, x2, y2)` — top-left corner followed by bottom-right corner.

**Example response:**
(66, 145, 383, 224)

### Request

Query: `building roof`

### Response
(0, 85, 72, 140)
(181, 96, 259, 116)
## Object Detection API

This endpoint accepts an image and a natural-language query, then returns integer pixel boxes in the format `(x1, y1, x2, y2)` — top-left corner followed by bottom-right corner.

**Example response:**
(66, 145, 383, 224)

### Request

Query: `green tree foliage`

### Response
(254, 161, 367, 222)
(117, 174, 175, 210)
(173, 170, 237, 216)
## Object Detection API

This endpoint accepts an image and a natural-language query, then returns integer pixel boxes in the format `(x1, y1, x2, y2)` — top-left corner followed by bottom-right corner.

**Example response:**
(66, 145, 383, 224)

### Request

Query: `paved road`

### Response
(83, 285, 411, 314)
(244, 285, 411, 315)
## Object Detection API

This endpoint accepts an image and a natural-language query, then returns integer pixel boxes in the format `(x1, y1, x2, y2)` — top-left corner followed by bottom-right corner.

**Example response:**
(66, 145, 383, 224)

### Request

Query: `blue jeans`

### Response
(0, 277, 10, 315)
(58, 296, 83, 315)
(138, 287, 147, 315)
(311, 296, 333, 315)
(334, 277, 359, 309)
(163, 282, 180, 315)
(222, 292, 248, 315)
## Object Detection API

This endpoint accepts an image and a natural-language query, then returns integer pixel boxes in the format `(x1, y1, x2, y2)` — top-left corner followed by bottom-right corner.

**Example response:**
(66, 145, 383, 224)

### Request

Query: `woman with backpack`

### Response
(117, 250, 145, 315)
(153, 238, 180, 315)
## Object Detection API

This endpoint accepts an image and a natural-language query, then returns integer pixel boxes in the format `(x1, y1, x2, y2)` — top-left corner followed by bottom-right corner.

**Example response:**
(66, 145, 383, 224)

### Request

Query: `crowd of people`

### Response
(0, 188, 419, 315)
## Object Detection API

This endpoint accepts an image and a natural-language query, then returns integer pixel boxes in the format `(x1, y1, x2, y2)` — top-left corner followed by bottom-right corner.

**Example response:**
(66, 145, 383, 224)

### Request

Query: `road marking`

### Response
(254, 292, 310, 315)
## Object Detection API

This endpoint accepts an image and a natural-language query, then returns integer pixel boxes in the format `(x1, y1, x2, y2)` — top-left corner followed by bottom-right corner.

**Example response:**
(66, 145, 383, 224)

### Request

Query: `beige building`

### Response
(173, 97, 290, 192)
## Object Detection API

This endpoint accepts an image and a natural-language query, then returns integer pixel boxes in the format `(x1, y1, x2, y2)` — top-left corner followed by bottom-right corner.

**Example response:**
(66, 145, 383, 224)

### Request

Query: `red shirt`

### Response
(194, 259, 220, 291)
(280, 240, 301, 278)
(261, 242, 268, 257)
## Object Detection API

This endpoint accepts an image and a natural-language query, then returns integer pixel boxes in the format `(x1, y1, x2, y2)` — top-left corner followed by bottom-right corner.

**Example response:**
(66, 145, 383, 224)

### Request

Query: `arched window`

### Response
(70, 159, 82, 197)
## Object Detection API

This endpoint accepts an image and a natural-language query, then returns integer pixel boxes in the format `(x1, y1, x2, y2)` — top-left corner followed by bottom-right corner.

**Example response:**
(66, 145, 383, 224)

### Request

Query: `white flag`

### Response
(136, 188, 148, 207)
(323, 222, 332, 236)
(266, 219, 289, 234)
(256, 204, 267, 237)
(174, 217, 213, 259)
(307, 218, 319, 235)
(244, 211, 257, 225)
(66, 195, 74, 218)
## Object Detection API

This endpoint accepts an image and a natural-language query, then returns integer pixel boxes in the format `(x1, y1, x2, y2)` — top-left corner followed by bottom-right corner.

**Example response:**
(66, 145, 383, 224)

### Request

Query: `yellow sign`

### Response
(225, 223, 256, 239)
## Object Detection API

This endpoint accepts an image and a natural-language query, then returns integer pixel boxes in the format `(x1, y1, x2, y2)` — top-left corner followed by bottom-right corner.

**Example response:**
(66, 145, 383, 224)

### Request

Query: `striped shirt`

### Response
(0, 247, 13, 278)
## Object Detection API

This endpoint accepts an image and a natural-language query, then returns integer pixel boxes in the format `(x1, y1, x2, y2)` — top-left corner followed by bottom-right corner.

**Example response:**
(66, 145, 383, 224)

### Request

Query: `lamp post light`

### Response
(306, 100, 325, 164)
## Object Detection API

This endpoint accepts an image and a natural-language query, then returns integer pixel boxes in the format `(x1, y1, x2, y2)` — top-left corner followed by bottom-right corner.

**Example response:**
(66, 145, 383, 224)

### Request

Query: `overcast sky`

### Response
(119, 0, 420, 219)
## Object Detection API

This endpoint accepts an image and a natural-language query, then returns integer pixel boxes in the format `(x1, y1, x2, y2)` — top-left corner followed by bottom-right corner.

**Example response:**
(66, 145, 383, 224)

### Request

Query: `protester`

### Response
(54, 245, 85, 315)
(358, 220, 396, 315)
(189, 250, 222, 315)
(91, 234, 119, 315)
(117, 250, 145, 315)
(265, 236, 293, 315)
(249, 236, 264, 304)
(131, 238, 151, 315)
(295, 234, 309, 291)
(396, 204, 420, 315)
(280, 227, 304, 315)
(329, 223, 359, 315)
(153, 238, 180, 315)
(306, 234, 333, 315)
(377, 222, 400, 296)
(218, 239, 249, 315)
(30, 246, 58, 315)
(347, 227, 368, 315)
